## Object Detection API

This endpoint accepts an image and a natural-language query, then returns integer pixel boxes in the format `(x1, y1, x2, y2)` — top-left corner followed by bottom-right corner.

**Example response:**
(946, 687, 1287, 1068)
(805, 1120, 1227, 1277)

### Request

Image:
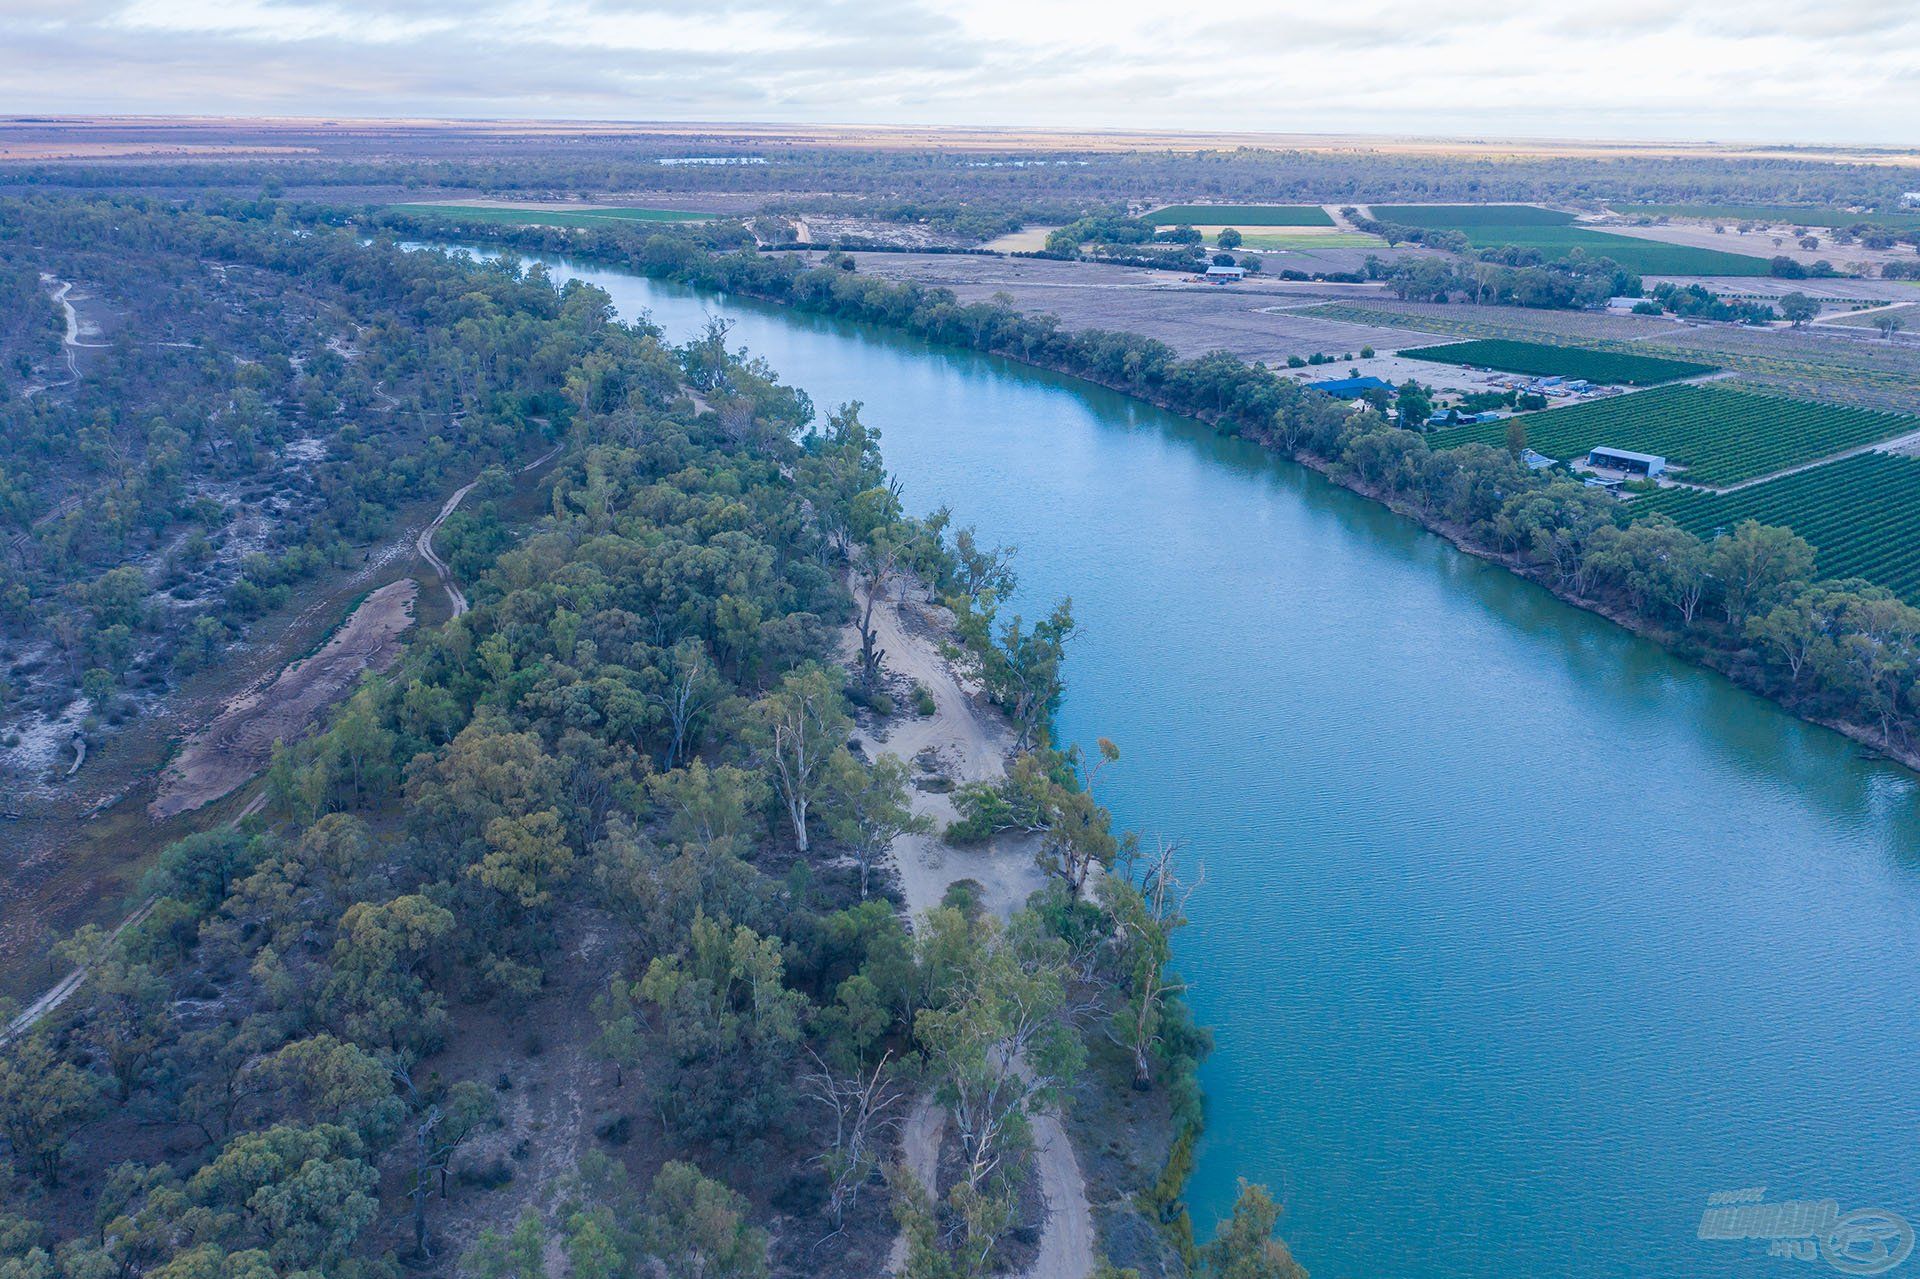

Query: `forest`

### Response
(0, 205, 1303, 1279)
(0, 198, 578, 773)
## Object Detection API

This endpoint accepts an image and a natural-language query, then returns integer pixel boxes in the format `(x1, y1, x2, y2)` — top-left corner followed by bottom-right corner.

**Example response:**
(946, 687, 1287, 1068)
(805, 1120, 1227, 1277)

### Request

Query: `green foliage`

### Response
(0, 1035, 98, 1184)
(1200, 1181, 1308, 1279)
(639, 1161, 769, 1279)
(1400, 338, 1716, 386)
(1635, 453, 1920, 601)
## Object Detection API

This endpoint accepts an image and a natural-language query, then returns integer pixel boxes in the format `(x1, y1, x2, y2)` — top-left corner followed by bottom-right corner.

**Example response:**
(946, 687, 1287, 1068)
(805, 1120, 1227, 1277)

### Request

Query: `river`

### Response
(481, 250, 1920, 1279)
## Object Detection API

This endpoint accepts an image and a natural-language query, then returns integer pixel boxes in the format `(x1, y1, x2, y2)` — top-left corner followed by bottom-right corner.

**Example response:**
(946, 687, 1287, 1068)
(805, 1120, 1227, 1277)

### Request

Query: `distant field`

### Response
(1459, 225, 1774, 275)
(1144, 204, 1334, 227)
(388, 203, 712, 228)
(1239, 231, 1382, 249)
(1371, 204, 1774, 275)
(1430, 383, 1920, 485)
(1401, 338, 1716, 386)
(1632, 452, 1920, 601)
(1371, 204, 1576, 227)
(1614, 204, 1920, 230)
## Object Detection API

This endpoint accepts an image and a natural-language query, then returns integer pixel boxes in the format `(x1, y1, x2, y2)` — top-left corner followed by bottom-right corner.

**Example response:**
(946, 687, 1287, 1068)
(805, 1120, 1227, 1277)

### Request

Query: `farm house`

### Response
(1203, 264, 1246, 281)
(1587, 446, 1666, 477)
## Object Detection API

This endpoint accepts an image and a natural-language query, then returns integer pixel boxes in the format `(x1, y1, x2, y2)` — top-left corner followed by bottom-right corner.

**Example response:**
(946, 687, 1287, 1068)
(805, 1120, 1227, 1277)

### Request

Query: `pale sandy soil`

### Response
(851, 578, 1090, 1279)
(149, 579, 418, 819)
(983, 226, 1061, 253)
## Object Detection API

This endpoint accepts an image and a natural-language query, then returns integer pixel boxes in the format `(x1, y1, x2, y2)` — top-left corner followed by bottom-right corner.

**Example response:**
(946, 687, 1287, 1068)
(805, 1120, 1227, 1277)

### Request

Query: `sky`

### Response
(4, 0, 1918, 147)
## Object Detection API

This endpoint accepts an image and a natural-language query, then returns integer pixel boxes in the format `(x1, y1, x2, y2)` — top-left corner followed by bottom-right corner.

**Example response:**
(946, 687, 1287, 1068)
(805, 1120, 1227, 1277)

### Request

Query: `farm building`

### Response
(1203, 264, 1246, 281)
(1305, 376, 1390, 397)
(1587, 446, 1666, 477)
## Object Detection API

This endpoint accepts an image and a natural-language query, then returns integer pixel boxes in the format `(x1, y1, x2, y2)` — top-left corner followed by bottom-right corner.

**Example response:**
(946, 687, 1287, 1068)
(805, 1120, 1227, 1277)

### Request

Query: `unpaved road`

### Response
(149, 579, 418, 818)
(2, 792, 265, 1047)
(419, 443, 564, 617)
(420, 480, 479, 616)
(858, 579, 1091, 1279)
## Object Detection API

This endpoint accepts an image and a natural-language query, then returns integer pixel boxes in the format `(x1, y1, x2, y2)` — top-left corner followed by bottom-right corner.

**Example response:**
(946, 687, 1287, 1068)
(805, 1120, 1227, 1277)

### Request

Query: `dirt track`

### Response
(855, 578, 1090, 1279)
(149, 579, 418, 819)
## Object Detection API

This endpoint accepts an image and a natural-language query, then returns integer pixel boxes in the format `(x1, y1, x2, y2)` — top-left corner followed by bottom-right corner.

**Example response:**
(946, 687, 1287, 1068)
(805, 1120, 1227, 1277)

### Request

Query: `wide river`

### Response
(492, 251, 1920, 1279)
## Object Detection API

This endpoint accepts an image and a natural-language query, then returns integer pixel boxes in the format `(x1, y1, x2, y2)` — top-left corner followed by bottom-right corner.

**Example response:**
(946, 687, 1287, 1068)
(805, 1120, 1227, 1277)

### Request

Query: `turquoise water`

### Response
(500, 252, 1920, 1279)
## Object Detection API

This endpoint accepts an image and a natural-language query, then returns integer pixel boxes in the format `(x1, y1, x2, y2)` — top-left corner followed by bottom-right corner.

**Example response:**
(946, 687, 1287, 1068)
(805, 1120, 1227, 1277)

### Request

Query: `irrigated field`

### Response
(1370, 204, 1576, 227)
(1632, 452, 1920, 600)
(1239, 231, 1382, 249)
(1430, 384, 1920, 485)
(1461, 225, 1774, 275)
(1145, 204, 1334, 227)
(1370, 204, 1774, 275)
(1401, 338, 1717, 386)
(387, 203, 712, 227)
(1614, 204, 1920, 230)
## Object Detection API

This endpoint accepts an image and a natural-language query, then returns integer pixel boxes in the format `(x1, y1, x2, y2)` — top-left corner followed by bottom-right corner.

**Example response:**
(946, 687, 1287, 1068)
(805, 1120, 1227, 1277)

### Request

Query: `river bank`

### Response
(390, 237, 1920, 1279)
(844, 575, 1102, 1279)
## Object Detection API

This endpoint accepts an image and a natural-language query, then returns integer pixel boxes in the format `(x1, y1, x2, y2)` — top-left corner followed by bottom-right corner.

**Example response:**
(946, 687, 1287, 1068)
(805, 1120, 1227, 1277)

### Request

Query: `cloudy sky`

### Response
(4, 0, 1916, 146)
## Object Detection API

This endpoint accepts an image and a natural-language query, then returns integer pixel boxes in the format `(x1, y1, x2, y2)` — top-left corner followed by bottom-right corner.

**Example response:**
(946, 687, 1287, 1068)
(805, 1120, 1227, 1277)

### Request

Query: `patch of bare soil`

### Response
(851, 578, 1092, 1279)
(149, 579, 418, 819)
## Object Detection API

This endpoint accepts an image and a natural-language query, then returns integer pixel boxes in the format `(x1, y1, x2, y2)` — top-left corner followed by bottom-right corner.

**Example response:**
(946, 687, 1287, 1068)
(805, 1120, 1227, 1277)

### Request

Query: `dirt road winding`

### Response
(419, 444, 564, 617)
(857, 579, 1092, 1279)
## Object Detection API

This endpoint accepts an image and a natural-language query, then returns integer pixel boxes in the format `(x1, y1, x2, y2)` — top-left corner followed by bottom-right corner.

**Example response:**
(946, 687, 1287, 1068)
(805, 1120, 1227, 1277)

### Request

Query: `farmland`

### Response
(1145, 203, 1334, 226)
(1371, 204, 1577, 226)
(1632, 452, 1920, 601)
(385, 202, 712, 227)
(1458, 225, 1775, 275)
(1239, 231, 1382, 249)
(1430, 383, 1920, 485)
(1305, 298, 1920, 413)
(1400, 337, 1717, 385)
(1370, 204, 1775, 274)
(1613, 203, 1920, 230)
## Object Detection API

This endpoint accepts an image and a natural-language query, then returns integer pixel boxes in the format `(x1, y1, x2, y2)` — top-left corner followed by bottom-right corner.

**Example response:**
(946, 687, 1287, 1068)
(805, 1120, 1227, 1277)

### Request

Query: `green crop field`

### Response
(1370, 204, 1774, 275)
(1429, 384, 1920, 485)
(1458, 225, 1774, 275)
(1400, 338, 1717, 386)
(1632, 452, 1920, 601)
(1613, 204, 1920, 231)
(388, 203, 712, 228)
(1238, 231, 1382, 249)
(1370, 204, 1576, 227)
(1144, 204, 1334, 227)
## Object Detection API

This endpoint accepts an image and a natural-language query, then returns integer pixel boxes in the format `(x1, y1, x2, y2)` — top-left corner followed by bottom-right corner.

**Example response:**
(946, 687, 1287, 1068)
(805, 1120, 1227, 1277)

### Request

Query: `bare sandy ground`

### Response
(149, 579, 417, 819)
(833, 252, 1440, 365)
(851, 578, 1089, 1279)
(983, 227, 1061, 253)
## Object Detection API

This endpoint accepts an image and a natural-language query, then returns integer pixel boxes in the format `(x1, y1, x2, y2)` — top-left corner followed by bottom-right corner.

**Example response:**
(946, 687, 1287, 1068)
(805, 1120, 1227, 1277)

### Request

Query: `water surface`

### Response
(493, 251, 1920, 1279)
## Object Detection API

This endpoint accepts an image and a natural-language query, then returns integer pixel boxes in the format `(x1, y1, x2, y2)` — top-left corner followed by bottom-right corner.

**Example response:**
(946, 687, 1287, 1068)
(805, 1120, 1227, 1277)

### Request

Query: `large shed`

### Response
(1587, 446, 1666, 477)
